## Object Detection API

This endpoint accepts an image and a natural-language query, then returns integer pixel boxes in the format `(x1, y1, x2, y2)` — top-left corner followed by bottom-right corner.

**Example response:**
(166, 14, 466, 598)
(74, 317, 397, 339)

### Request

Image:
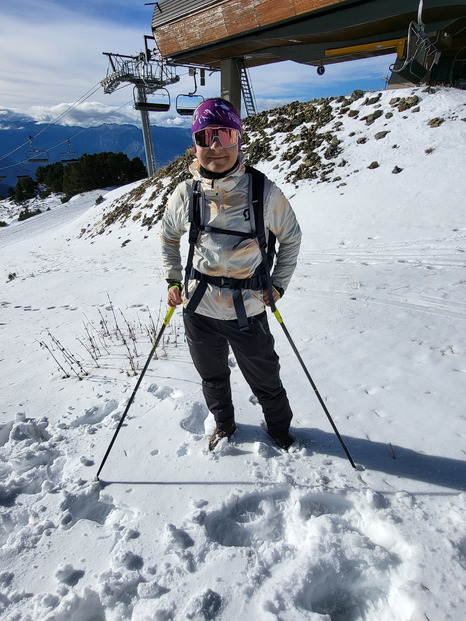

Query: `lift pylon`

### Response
(101, 38, 180, 176)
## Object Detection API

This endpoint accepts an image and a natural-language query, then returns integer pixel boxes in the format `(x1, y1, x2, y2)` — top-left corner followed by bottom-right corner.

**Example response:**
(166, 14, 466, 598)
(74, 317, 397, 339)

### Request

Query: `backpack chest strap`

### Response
(201, 224, 255, 239)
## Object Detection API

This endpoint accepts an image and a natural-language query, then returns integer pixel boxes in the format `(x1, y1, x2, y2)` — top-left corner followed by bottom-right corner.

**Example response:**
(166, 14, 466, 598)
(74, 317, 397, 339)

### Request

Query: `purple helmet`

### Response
(191, 98, 242, 151)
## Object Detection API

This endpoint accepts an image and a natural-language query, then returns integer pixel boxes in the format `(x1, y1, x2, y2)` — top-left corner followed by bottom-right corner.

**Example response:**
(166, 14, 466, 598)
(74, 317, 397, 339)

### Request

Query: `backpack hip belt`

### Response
(191, 268, 267, 291)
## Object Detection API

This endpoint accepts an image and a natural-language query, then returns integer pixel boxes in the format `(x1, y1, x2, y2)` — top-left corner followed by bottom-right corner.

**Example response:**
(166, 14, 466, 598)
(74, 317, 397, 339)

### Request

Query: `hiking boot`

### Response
(209, 424, 237, 451)
(267, 430, 294, 451)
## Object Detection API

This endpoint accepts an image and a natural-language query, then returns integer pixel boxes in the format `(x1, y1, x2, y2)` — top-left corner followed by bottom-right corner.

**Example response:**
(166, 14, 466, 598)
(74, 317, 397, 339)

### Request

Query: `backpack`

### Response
(184, 165, 276, 330)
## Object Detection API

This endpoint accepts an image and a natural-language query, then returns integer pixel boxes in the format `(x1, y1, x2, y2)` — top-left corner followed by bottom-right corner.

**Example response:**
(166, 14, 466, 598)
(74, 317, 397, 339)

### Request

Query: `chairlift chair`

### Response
(175, 67, 205, 116)
(26, 137, 49, 163)
(176, 93, 204, 116)
(392, 0, 441, 84)
(134, 87, 171, 112)
(60, 139, 79, 164)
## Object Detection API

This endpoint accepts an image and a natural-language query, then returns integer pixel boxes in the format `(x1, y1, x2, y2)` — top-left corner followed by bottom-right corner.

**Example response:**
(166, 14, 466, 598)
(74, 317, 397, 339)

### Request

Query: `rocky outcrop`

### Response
(91, 85, 455, 235)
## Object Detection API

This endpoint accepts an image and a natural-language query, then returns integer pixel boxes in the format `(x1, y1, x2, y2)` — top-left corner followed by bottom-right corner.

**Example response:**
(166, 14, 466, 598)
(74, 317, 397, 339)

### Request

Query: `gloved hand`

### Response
(167, 280, 183, 307)
(262, 285, 284, 307)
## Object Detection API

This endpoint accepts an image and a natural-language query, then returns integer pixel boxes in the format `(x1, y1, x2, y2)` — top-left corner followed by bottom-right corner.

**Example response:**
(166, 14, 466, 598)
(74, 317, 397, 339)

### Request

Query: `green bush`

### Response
(15, 176, 38, 202)
(18, 207, 42, 221)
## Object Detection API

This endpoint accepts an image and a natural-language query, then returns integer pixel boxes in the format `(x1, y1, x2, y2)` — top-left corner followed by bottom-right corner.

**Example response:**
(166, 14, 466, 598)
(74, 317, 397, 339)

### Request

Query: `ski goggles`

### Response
(193, 127, 240, 149)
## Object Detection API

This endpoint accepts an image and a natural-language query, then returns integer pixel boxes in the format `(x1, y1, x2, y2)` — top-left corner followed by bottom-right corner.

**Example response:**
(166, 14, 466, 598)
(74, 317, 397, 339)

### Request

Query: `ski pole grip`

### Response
(273, 307, 283, 324)
(165, 306, 175, 325)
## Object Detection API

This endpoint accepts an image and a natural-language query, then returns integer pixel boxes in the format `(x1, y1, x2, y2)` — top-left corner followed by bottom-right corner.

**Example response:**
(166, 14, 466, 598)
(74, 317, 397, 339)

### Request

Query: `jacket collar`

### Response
(189, 152, 246, 192)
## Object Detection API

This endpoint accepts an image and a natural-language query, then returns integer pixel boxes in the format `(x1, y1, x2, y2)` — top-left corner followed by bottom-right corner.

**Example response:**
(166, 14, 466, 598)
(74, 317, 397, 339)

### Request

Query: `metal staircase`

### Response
(237, 59, 257, 117)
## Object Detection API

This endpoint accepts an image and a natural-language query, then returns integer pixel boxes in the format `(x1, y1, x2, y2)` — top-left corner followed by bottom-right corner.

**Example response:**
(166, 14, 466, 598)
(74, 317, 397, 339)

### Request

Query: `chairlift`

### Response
(134, 87, 171, 112)
(26, 136, 49, 163)
(60, 139, 79, 164)
(176, 67, 204, 116)
(176, 93, 204, 116)
(16, 169, 31, 179)
(392, 0, 440, 83)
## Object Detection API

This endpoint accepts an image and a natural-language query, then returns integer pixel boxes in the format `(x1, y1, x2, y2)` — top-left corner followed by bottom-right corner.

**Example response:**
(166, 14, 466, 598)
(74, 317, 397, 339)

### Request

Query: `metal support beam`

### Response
(136, 87, 157, 176)
(220, 58, 242, 115)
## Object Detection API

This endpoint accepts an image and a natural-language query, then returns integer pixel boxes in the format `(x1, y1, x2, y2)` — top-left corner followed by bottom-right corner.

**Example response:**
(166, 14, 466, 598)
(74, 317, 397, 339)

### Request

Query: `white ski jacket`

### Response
(159, 154, 301, 321)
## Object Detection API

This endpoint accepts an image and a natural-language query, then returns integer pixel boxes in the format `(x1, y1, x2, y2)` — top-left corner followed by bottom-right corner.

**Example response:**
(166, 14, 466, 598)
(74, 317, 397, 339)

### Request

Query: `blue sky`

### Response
(0, 1, 397, 128)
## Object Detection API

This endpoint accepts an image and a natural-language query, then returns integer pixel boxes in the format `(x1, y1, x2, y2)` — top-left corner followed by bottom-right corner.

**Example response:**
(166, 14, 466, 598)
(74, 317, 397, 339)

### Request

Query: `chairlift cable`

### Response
(0, 98, 133, 173)
(0, 81, 103, 164)
(43, 99, 134, 155)
(33, 82, 103, 136)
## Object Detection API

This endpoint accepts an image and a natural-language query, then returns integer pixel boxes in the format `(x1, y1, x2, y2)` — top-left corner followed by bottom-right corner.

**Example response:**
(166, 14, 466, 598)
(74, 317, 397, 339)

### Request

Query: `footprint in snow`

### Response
(176, 442, 189, 457)
(298, 491, 354, 520)
(147, 383, 175, 399)
(70, 399, 119, 427)
(55, 564, 85, 587)
(204, 488, 290, 547)
(182, 589, 222, 620)
(164, 523, 194, 552)
(180, 402, 208, 435)
(60, 483, 115, 527)
(0, 415, 60, 503)
(204, 490, 352, 551)
(256, 491, 413, 621)
(113, 550, 144, 571)
(201, 484, 415, 620)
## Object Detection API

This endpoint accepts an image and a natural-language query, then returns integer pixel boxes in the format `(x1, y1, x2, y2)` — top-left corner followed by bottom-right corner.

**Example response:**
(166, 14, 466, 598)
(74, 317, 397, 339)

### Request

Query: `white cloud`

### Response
(0, 8, 148, 110)
(26, 101, 133, 127)
(0, 2, 396, 126)
(0, 4, 223, 128)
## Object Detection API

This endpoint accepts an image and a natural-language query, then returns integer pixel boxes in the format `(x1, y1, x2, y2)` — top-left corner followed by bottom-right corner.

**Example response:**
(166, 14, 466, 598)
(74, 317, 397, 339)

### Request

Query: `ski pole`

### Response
(95, 306, 175, 481)
(273, 307, 357, 469)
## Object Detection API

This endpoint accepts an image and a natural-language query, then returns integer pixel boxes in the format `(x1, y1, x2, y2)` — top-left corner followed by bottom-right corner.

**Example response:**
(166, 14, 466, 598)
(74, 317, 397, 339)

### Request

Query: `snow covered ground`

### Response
(1, 86, 465, 621)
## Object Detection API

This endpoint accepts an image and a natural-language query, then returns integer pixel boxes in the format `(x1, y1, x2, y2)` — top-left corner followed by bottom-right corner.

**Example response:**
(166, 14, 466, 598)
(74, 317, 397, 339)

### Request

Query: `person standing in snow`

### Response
(159, 98, 301, 451)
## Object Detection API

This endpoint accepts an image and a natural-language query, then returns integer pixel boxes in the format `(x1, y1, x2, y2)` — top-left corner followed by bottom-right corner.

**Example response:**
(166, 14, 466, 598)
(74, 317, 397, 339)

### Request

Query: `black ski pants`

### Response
(183, 310, 293, 438)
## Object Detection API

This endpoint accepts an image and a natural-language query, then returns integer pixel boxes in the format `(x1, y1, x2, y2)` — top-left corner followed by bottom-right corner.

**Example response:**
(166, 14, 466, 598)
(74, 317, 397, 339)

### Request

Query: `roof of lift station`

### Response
(150, 0, 466, 69)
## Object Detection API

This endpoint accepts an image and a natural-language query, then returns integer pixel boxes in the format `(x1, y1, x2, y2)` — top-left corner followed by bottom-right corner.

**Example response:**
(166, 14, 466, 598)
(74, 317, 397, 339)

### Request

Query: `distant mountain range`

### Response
(0, 119, 192, 195)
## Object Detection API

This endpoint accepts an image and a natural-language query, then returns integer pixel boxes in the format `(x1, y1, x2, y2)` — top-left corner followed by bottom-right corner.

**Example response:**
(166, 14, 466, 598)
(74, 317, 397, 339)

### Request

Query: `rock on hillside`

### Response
(82, 85, 465, 238)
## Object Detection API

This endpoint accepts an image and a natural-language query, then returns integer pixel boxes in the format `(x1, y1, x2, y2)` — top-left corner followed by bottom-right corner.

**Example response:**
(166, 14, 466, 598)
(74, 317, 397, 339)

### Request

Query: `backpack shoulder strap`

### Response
(245, 165, 277, 312)
(185, 179, 201, 296)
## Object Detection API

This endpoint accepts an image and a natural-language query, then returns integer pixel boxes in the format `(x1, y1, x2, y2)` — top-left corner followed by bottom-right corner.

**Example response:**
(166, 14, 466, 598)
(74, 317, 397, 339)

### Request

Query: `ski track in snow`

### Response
(1, 86, 466, 620)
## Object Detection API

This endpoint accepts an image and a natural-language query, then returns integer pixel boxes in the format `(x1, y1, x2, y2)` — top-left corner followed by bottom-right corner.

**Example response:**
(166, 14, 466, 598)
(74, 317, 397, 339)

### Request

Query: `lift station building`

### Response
(151, 0, 466, 114)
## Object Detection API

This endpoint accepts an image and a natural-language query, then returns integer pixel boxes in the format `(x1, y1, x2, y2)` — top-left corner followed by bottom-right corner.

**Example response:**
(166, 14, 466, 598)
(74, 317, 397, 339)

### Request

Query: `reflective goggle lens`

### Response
(193, 127, 239, 149)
